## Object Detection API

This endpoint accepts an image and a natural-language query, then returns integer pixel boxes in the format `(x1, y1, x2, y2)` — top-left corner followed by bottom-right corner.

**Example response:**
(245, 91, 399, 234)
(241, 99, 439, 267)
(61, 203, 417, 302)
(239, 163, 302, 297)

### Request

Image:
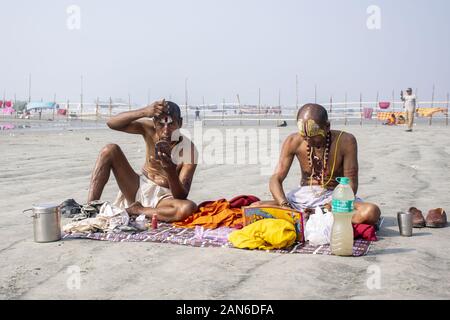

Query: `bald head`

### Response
(296, 104, 329, 126)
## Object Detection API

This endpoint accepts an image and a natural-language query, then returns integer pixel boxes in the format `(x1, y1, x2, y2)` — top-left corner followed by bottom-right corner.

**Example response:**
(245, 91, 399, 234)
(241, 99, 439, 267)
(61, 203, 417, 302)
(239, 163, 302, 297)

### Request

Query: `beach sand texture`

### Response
(0, 123, 449, 299)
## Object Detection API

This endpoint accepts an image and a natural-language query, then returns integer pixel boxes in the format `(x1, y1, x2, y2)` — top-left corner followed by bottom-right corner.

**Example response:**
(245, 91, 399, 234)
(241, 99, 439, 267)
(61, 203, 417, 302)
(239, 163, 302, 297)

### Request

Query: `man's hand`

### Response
(152, 143, 177, 174)
(145, 99, 169, 118)
(279, 200, 294, 209)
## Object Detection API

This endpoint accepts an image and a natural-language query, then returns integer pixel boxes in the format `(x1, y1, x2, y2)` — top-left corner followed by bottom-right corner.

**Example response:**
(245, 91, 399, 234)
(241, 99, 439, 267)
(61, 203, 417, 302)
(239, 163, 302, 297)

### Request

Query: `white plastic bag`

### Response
(304, 207, 334, 245)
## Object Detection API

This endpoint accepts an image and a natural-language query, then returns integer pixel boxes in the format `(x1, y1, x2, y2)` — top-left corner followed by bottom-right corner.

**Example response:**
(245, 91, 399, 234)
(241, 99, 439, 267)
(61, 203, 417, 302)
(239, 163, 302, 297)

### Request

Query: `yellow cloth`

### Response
(228, 219, 297, 250)
(416, 107, 447, 117)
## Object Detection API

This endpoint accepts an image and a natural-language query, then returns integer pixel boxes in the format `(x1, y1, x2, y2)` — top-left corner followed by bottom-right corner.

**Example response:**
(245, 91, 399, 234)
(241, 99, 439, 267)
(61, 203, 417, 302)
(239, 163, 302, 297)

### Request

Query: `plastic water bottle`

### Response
(331, 177, 355, 256)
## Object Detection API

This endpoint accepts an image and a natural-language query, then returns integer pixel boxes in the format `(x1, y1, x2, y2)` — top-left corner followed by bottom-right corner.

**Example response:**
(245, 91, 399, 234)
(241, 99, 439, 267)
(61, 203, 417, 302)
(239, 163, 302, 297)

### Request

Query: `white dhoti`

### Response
(286, 186, 362, 211)
(113, 174, 173, 209)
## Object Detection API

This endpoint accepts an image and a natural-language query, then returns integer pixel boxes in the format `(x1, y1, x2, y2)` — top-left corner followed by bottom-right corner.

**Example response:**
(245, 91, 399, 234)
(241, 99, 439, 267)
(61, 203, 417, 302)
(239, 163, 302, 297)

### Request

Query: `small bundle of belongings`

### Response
(61, 199, 147, 234)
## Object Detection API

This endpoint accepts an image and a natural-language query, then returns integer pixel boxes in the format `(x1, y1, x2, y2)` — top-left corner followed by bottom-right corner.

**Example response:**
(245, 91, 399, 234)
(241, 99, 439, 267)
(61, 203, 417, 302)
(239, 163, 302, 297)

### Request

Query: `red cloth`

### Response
(197, 195, 260, 210)
(229, 195, 260, 208)
(353, 224, 377, 241)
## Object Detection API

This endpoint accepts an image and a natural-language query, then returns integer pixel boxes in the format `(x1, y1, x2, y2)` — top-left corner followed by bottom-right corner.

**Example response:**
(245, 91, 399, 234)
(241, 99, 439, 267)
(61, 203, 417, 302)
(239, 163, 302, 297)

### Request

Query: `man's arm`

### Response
(106, 100, 168, 135)
(270, 135, 296, 206)
(166, 163, 196, 200)
(342, 133, 359, 195)
(157, 142, 198, 199)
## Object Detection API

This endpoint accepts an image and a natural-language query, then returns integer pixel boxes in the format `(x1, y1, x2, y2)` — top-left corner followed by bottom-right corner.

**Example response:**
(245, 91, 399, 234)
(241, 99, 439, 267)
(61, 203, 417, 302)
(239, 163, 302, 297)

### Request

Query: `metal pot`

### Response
(24, 204, 62, 243)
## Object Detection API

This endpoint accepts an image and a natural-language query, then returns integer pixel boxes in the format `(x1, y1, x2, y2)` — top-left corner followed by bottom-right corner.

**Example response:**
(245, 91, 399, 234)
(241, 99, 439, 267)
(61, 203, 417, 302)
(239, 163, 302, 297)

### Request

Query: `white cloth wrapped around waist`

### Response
(286, 185, 362, 211)
(113, 174, 173, 209)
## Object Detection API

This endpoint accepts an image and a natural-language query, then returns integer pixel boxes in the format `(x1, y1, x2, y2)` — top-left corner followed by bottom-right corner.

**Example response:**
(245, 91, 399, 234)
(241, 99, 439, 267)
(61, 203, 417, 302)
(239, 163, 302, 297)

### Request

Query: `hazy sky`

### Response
(1, 0, 449, 105)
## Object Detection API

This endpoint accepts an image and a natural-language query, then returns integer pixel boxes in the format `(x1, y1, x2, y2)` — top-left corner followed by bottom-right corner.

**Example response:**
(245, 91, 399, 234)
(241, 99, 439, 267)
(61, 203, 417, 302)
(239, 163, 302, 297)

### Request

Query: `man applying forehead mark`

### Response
(297, 119, 326, 138)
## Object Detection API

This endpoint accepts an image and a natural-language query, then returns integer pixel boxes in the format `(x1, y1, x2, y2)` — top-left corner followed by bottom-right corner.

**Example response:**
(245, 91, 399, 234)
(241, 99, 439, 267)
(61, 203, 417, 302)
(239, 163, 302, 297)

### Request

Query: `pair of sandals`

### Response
(59, 199, 105, 220)
(409, 207, 447, 228)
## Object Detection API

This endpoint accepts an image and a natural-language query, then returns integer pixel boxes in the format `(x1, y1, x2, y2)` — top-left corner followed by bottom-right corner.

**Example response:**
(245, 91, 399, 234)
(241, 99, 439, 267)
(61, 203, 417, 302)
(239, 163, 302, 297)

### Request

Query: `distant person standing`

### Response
(401, 88, 417, 132)
(195, 107, 201, 121)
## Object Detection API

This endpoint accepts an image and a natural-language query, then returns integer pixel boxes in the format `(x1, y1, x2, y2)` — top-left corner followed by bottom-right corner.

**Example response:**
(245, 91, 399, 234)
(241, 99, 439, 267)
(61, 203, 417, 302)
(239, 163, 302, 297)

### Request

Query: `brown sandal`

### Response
(409, 207, 426, 228)
(425, 208, 447, 228)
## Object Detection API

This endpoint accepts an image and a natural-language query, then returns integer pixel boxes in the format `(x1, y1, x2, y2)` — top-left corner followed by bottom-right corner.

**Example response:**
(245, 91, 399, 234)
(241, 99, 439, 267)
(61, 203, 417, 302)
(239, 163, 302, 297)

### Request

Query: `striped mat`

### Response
(63, 223, 372, 257)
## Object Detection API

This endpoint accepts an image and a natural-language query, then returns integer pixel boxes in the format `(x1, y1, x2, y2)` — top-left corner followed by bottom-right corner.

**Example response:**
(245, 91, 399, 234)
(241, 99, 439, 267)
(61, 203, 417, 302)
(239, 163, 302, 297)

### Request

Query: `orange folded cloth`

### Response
(174, 199, 244, 229)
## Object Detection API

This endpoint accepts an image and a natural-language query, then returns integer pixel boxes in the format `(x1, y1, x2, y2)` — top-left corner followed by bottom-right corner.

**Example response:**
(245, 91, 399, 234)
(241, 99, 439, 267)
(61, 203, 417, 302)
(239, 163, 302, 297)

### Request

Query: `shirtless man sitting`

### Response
(87, 99, 198, 222)
(253, 103, 381, 225)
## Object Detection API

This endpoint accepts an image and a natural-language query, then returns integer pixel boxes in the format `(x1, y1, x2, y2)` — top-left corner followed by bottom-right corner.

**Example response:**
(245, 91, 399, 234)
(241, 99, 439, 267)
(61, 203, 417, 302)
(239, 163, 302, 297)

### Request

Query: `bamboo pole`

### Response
(344, 92, 348, 126)
(67, 99, 70, 121)
(258, 88, 261, 126)
(2, 90, 5, 120)
(236, 94, 242, 126)
(314, 85, 317, 104)
(446, 93, 449, 126)
(185, 78, 189, 125)
(1, 90, 5, 120)
(329, 95, 333, 118)
(295, 75, 299, 110)
(376, 91, 379, 127)
(109, 97, 112, 118)
(128, 93, 131, 111)
(392, 89, 395, 113)
(222, 98, 225, 126)
(96, 97, 99, 122)
(202, 96, 206, 125)
(28, 73, 31, 103)
(360, 93, 363, 126)
(429, 84, 435, 126)
(80, 75, 83, 122)
(52, 93, 56, 120)
(14, 93, 17, 118)
(278, 89, 281, 126)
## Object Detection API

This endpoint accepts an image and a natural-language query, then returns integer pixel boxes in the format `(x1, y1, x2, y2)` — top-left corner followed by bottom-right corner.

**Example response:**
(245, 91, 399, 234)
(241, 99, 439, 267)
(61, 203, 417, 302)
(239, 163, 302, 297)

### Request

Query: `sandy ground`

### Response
(0, 122, 449, 300)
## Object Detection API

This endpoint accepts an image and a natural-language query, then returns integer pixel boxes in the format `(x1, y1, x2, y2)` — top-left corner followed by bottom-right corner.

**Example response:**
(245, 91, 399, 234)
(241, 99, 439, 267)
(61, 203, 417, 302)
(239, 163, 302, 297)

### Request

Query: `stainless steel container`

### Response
(397, 211, 413, 237)
(24, 204, 62, 243)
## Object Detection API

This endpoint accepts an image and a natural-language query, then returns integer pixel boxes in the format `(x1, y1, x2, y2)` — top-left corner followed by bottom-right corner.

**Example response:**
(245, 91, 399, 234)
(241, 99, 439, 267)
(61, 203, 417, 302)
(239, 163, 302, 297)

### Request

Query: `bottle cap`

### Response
(336, 177, 350, 185)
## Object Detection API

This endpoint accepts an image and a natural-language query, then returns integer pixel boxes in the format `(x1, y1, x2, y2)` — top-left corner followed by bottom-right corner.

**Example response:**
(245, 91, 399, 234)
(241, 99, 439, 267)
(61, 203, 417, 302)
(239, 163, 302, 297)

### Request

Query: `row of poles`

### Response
(3, 75, 449, 126)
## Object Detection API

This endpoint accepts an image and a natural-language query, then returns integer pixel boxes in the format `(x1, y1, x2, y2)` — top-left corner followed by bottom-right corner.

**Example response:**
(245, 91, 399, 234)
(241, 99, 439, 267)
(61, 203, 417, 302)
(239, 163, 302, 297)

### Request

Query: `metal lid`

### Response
(32, 203, 59, 214)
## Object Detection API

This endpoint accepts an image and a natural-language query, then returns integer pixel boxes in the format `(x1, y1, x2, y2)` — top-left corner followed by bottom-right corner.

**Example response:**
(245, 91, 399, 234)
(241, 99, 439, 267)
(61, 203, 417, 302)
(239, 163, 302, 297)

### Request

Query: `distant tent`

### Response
(26, 102, 59, 111)
(13, 101, 27, 112)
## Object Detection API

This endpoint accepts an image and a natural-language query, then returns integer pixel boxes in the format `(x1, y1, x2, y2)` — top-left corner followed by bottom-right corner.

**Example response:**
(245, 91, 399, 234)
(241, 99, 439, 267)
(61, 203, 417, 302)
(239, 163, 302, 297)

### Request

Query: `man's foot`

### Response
(126, 202, 146, 217)
(409, 207, 426, 228)
(425, 208, 447, 228)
